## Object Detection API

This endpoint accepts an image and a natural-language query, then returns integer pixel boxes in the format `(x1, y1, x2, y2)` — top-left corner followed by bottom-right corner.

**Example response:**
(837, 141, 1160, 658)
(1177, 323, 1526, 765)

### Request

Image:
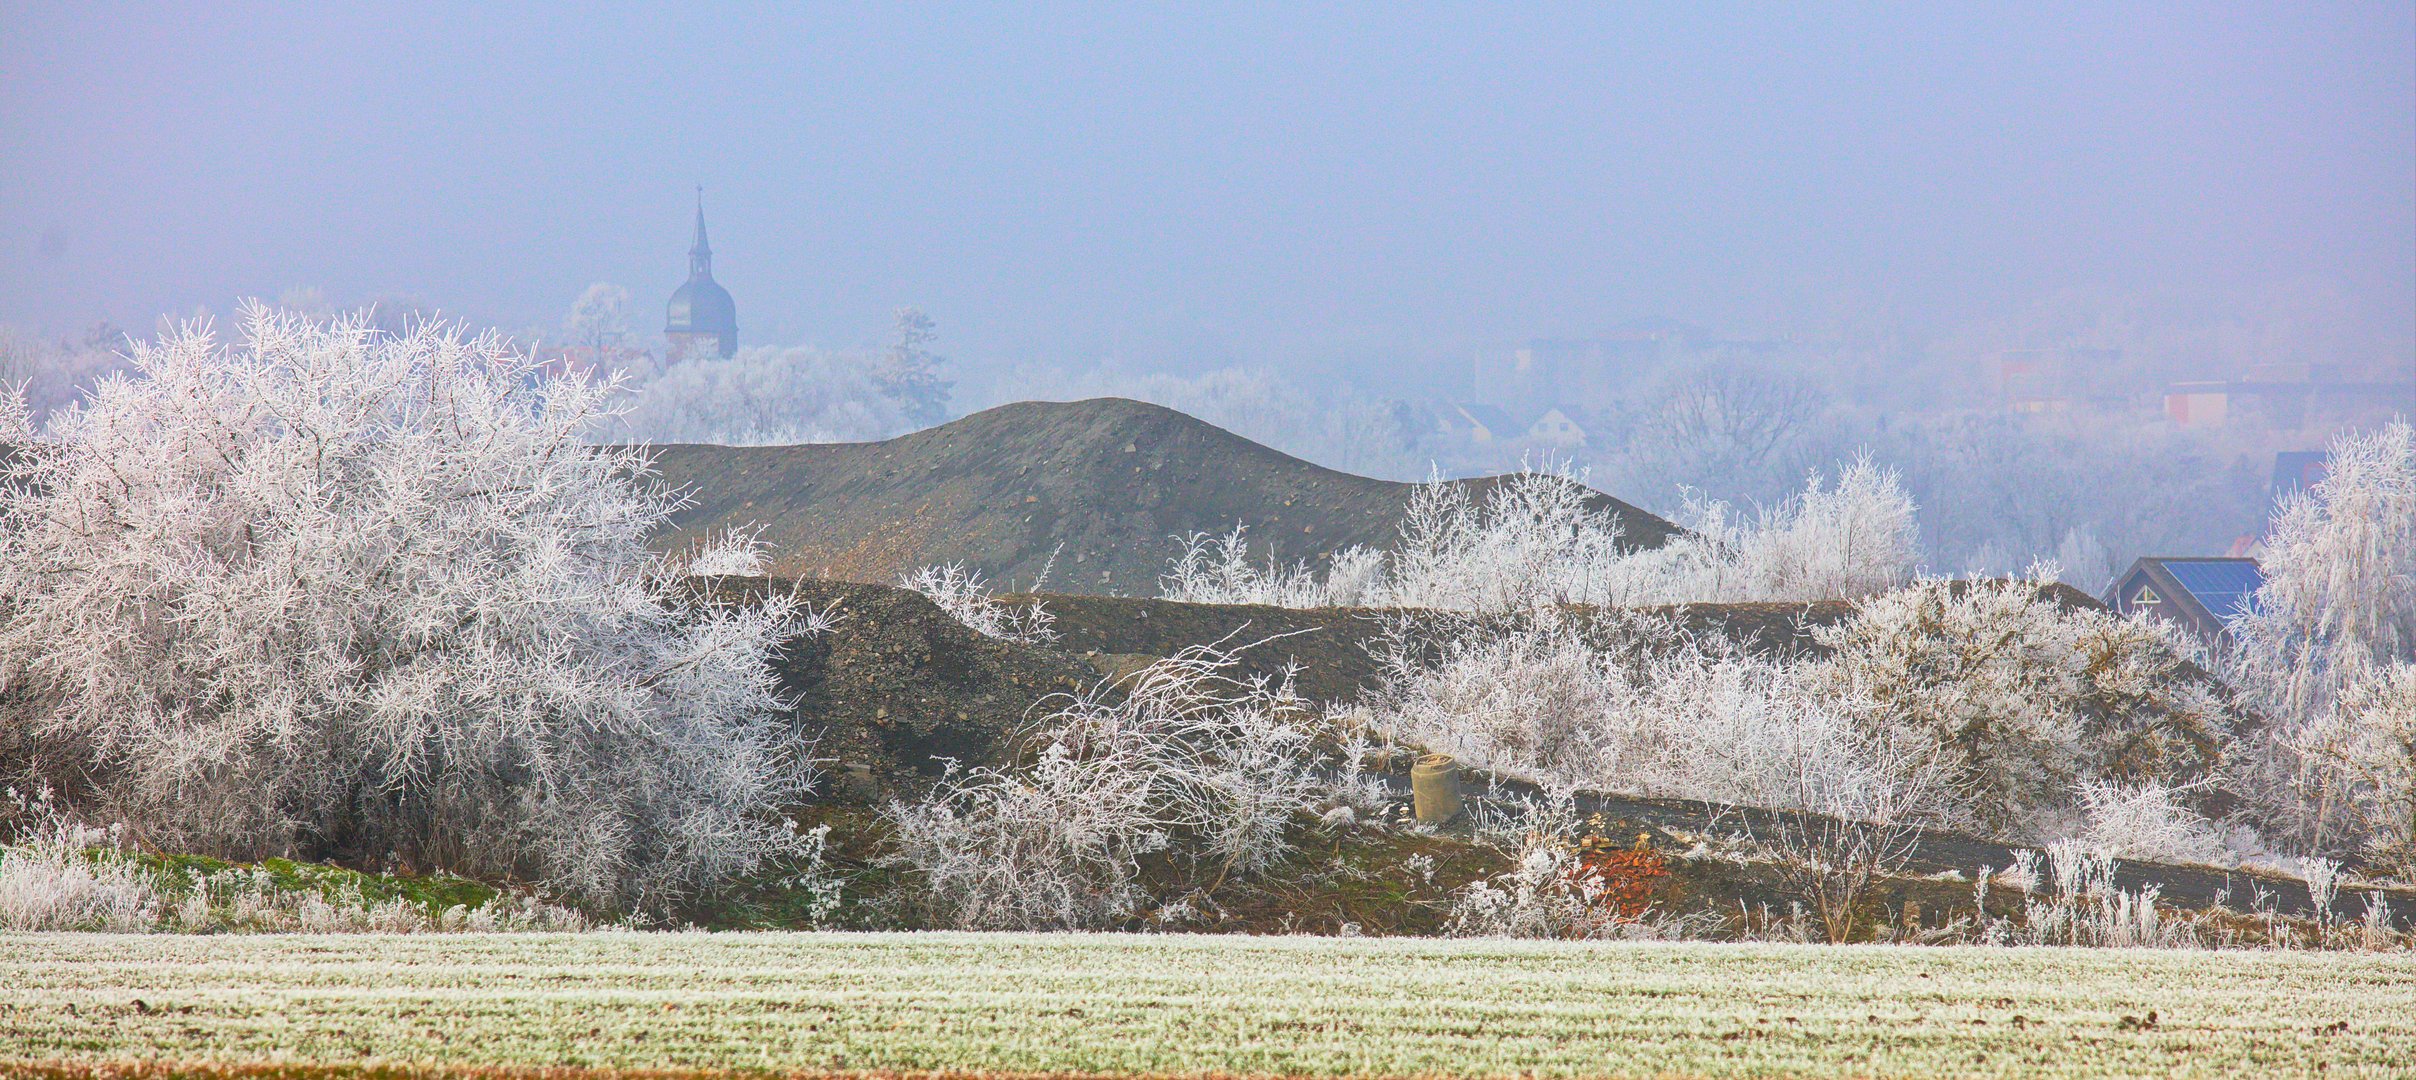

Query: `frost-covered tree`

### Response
(2334, 663, 2416, 873)
(2231, 419, 2416, 861)
(0, 381, 30, 444)
(2052, 527, 2116, 595)
(557, 283, 658, 385)
(1356, 575, 2231, 852)
(1607, 363, 1833, 503)
(614, 343, 911, 445)
(0, 306, 809, 907)
(564, 282, 632, 353)
(873, 307, 952, 428)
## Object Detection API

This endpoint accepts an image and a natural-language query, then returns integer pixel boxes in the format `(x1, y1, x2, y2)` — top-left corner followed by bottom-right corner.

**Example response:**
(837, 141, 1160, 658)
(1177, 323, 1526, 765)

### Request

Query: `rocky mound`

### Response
(646, 398, 1680, 594)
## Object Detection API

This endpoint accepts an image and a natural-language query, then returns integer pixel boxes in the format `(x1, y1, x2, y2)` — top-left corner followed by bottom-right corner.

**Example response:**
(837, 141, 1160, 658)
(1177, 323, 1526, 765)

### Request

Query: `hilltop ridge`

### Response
(648, 397, 1680, 592)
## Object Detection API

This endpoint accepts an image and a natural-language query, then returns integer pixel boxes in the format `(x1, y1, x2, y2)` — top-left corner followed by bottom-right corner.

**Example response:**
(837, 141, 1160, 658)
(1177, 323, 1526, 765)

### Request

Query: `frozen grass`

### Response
(3, 932, 2413, 1079)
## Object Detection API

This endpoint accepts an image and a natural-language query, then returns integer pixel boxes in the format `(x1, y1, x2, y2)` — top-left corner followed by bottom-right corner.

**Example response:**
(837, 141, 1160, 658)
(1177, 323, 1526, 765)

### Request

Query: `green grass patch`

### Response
(122, 850, 503, 916)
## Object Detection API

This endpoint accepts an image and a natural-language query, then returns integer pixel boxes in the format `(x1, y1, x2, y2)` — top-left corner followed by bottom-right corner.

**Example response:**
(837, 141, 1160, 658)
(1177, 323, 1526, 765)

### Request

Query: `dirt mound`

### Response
(647, 398, 1680, 594)
(699, 578, 1097, 799)
(704, 577, 2391, 926)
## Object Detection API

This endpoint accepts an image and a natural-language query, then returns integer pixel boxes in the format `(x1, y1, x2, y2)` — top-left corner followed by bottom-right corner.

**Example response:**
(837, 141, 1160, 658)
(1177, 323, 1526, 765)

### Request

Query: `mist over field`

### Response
(4, 4, 2410, 583)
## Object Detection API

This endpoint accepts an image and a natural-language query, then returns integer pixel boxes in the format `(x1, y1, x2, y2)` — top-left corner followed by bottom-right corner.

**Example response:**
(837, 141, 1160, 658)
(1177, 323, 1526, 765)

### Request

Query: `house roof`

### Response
(2106, 556, 2263, 636)
(1451, 403, 1519, 437)
(2156, 559, 2264, 623)
(2272, 450, 2329, 500)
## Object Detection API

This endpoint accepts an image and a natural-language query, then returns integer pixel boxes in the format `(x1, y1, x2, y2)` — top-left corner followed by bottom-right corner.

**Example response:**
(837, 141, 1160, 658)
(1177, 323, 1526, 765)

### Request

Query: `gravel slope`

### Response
(645, 398, 1679, 593)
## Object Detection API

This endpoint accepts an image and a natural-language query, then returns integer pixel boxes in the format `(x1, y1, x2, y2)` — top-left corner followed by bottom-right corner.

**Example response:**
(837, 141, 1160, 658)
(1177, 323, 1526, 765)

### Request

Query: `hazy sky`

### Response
(4, 3, 2411, 378)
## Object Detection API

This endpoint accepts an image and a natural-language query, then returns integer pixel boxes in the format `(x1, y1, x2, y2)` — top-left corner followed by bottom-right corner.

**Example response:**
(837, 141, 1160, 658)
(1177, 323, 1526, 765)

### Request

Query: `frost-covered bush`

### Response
(883, 744, 1159, 931)
(902, 562, 1058, 644)
(1160, 527, 1337, 608)
(0, 815, 159, 932)
(2228, 420, 2416, 865)
(1809, 577, 2231, 839)
(2075, 780, 2230, 865)
(1358, 611, 1943, 828)
(1160, 458, 1918, 612)
(1445, 797, 1618, 940)
(1360, 613, 1629, 784)
(1358, 574, 2237, 856)
(0, 307, 810, 907)
(0, 787, 589, 933)
(1374, 466, 1634, 612)
(885, 645, 1329, 929)
(684, 528, 775, 577)
(1638, 455, 1920, 603)
(1445, 841, 1607, 939)
(2008, 840, 2197, 949)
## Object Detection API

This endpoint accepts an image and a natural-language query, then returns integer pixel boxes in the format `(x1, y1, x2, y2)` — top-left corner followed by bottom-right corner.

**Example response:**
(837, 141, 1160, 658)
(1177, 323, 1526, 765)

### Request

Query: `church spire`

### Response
(667, 187, 738, 357)
(689, 186, 713, 279)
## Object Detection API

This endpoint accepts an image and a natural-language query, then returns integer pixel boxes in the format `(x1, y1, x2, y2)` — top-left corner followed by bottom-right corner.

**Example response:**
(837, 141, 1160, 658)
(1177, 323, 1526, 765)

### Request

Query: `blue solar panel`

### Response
(2161, 560, 2265, 623)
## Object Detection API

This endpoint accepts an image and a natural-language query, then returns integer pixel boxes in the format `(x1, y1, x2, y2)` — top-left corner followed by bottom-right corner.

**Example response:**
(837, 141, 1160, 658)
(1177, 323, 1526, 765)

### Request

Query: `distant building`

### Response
(665, 190, 738, 358)
(2104, 557, 2264, 644)
(2163, 365, 2414, 431)
(1526, 406, 1588, 448)
(1996, 346, 2124, 414)
(1438, 402, 1592, 449)
(1440, 403, 1522, 445)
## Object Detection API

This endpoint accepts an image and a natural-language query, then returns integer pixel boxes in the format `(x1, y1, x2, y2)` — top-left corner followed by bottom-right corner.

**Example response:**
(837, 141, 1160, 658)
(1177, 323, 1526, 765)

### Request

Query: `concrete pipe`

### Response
(1411, 753, 1462, 824)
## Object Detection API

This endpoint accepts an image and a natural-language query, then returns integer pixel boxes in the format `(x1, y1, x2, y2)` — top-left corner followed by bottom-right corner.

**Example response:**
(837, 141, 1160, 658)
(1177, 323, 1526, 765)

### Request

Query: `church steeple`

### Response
(689, 186, 714, 279)
(666, 186, 737, 357)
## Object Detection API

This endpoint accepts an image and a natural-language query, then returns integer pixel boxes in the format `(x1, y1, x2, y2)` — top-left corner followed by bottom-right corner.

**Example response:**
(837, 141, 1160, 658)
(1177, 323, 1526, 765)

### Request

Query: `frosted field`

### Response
(3, 932, 2414, 1079)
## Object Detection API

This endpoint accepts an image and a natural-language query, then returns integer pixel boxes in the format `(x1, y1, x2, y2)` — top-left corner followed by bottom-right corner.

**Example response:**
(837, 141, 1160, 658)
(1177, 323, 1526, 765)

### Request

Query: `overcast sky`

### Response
(3, 3, 2410, 378)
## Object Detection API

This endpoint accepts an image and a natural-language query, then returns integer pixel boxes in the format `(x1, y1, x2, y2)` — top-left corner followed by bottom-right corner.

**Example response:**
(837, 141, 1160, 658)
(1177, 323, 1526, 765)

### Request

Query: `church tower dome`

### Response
(666, 188, 737, 358)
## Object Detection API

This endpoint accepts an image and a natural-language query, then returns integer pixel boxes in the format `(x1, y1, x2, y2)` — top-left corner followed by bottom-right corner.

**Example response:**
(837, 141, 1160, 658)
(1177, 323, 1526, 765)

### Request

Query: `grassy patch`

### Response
(4, 932, 2412, 1078)
(123, 851, 504, 916)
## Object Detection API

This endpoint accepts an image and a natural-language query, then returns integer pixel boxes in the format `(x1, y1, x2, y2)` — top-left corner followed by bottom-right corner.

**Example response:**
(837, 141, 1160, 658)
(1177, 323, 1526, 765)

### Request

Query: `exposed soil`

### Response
(647, 398, 1680, 594)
